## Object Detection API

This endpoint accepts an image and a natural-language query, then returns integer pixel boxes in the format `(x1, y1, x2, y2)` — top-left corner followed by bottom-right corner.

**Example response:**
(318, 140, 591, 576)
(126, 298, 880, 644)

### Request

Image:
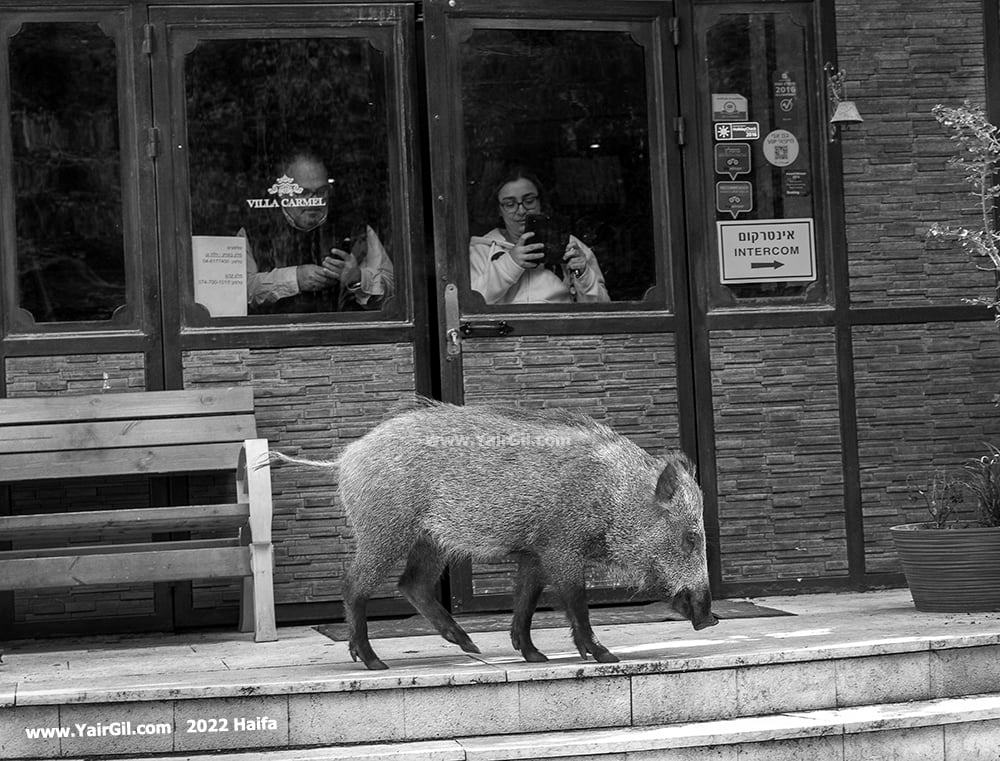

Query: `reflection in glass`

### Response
(470, 168, 610, 304)
(11, 23, 126, 322)
(185, 37, 393, 316)
(707, 13, 814, 299)
(461, 30, 654, 303)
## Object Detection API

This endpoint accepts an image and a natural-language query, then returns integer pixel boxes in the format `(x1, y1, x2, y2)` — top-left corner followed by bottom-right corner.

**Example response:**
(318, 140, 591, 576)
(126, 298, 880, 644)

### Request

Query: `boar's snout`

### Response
(671, 588, 719, 631)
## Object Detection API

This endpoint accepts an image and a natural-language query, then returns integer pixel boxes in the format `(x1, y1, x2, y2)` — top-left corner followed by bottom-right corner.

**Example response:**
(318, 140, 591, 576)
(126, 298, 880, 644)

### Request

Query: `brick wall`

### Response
(462, 333, 680, 453)
(5, 353, 145, 396)
(182, 343, 416, 606)
(710, 328, 848, 583)
(462, 333, 680, 596)
(837, 0, 990, 306)
(836, 1, 1000, 578)
(854, 323, 1000, 573)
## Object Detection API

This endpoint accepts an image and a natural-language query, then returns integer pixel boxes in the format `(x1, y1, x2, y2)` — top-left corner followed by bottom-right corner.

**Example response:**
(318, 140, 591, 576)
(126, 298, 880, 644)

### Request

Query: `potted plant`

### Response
(889, 102, 1000, 611)
(891, 459, 1000, 611)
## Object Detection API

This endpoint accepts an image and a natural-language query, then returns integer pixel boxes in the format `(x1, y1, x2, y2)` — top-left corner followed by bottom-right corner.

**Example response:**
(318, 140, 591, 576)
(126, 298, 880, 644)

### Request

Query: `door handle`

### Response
(444, 283, 462, 357)
(460, 321, 513, 337)
(443, 283, 515, 357)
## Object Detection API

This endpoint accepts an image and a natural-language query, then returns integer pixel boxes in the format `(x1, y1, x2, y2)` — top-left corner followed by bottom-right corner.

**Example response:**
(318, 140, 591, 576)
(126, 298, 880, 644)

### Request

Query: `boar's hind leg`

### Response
(510, 554, 548, 662)
(398, 538, 481, 655)
(345, 539, 410, 670)
(548, 565, 619, 664)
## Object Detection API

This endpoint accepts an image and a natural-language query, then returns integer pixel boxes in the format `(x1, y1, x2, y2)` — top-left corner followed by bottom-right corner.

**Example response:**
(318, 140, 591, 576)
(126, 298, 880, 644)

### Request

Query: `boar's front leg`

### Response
(546, 556, 619, 664)
(510, 553, 548, 663)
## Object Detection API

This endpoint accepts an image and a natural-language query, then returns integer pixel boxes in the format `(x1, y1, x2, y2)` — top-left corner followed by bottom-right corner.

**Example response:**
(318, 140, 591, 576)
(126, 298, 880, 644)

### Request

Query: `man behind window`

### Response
(241, 151, 394, 314)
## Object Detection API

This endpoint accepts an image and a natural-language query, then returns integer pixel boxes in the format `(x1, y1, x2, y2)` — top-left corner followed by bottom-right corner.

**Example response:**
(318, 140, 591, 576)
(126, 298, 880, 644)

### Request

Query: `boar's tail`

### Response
(259, 450, 340, 471)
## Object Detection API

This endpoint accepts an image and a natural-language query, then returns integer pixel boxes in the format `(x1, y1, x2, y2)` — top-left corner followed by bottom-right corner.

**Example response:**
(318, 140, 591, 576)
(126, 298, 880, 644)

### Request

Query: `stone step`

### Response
(88, 693, 1000, 761)
(7, 591, 1000, 759)
(5, 637, 1000, 759)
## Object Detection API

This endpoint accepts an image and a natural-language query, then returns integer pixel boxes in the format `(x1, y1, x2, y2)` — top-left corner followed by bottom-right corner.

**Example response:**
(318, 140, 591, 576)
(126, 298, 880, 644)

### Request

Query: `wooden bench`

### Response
(0, 387, 277, 642)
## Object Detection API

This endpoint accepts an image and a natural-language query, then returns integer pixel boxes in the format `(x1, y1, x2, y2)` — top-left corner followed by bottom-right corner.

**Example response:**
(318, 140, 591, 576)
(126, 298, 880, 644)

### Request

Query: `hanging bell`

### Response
(830, 100, 864, 126)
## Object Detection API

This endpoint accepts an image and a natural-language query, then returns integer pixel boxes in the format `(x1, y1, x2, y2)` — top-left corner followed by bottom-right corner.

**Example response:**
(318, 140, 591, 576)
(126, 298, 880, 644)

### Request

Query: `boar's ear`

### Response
(655, 452, 693, 502)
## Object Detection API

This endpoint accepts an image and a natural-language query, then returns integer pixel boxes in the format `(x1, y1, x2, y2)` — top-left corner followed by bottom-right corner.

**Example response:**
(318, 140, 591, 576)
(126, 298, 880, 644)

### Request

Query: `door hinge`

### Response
(669, 16, 681, 47)
(142, 24, 154, 56)
(674, 116, 686, 146)
(146, 126, 160, 159)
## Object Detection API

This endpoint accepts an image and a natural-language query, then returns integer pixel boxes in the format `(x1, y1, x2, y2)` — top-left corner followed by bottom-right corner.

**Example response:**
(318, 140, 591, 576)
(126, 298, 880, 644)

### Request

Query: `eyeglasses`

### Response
(499, 193, 540, 212)
(295, 185, 331, 201)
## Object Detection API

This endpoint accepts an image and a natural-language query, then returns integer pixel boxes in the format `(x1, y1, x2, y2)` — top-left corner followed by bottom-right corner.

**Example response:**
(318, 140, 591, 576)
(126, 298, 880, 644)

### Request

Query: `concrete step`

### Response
(5, 591, 1000, 759)
(5, 637, 1000, 759)
(81, 693, 1000, 761)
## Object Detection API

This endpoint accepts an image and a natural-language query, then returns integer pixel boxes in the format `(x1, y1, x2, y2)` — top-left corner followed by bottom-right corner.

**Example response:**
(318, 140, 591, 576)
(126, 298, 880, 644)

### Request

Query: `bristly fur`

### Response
(314, 399, 714, 669)
(382, 394, 444, 421)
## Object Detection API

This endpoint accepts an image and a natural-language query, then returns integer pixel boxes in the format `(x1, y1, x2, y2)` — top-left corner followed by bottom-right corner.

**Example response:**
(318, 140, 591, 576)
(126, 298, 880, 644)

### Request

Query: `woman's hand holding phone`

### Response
(509, 233, 545, 269)
(563, 240, 588, 276)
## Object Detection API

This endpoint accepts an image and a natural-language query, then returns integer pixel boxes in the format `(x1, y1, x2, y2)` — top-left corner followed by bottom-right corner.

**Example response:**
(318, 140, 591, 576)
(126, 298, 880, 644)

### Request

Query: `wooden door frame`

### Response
(0, 3, 168, 637)
(146, 1, 431, 627)
(423, 0, 699, 613)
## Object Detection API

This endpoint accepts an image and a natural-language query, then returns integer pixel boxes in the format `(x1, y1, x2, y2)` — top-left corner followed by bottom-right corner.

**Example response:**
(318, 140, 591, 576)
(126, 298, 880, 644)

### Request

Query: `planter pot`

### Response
(890, 522, 1000, 612)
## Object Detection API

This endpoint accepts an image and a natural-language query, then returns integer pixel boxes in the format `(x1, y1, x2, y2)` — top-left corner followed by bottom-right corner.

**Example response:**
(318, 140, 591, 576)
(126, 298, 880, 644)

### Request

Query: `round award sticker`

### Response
(762, 129, 799, 167)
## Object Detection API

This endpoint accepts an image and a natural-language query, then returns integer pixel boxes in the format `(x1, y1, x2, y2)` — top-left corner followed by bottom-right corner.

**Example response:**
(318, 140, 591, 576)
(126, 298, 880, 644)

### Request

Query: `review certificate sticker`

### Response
(715, 181, 754, 218)
(714, 143, 752, 179)
(762, 129, 800, 167)
(711, 93, 749, 121)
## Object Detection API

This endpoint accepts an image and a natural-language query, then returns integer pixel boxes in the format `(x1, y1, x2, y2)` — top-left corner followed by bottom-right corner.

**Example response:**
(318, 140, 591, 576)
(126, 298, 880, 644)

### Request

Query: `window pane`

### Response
(185, 37, 393, 317)
(462, 29, 653, 305)
(706, 12, 817, 300)
(11, 22, 126, 323)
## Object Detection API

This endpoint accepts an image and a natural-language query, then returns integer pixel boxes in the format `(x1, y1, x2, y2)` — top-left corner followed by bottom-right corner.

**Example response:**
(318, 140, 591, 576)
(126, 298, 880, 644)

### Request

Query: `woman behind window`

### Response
(469, 167, 609, 305)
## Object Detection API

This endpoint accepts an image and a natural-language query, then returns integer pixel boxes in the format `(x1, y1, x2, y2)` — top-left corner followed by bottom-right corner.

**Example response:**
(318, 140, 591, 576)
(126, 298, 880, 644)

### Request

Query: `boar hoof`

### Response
(522, 649, 549, 663)
(444, 629, 481, 654)
(593, 650, 620, 664)
(350, 641, 389, 670)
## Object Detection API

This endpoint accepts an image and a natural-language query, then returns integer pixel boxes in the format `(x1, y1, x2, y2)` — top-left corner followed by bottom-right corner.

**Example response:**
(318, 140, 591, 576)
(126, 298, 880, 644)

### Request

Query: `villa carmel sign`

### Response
(245, 175, 326, 209)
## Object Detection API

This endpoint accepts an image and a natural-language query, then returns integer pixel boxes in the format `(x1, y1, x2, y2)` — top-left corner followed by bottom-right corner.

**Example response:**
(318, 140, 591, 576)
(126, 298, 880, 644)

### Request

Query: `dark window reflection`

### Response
(462, 30, 653, 304)
(707, 13, 814, 299)
(185, 37, 393, 317)
(11, 23, 126, 323)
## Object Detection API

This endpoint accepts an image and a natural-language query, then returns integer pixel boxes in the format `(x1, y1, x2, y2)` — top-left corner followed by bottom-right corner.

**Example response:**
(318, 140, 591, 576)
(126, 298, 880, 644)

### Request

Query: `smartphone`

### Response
(523, 213, 568, 268)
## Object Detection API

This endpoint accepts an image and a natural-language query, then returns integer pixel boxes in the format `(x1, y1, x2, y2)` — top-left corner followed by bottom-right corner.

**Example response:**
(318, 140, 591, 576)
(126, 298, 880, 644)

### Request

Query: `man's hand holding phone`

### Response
(322, 249, 362, 287)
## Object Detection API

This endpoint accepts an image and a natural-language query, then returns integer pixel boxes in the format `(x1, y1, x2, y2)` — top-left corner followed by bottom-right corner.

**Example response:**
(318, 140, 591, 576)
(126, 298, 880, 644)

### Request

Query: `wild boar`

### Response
(275, 400, 717, 670)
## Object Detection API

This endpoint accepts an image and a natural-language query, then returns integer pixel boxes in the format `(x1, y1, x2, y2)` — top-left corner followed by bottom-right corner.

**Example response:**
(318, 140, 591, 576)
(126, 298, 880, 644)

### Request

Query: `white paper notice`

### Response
(191, 236, 247, 317)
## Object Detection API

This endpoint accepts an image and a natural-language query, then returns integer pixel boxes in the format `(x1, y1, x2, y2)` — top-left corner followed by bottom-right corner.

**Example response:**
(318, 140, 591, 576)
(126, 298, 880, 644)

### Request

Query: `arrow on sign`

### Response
(750, 260, 785, 270)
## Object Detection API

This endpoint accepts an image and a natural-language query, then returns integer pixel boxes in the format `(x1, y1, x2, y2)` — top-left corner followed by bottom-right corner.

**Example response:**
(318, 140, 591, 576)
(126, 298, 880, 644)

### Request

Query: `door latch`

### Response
(444, 283, 462, 357)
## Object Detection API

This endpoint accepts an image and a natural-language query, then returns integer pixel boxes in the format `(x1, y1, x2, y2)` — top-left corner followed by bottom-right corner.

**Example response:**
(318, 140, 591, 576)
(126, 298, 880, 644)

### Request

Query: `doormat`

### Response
(314, 599, 791, 642)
